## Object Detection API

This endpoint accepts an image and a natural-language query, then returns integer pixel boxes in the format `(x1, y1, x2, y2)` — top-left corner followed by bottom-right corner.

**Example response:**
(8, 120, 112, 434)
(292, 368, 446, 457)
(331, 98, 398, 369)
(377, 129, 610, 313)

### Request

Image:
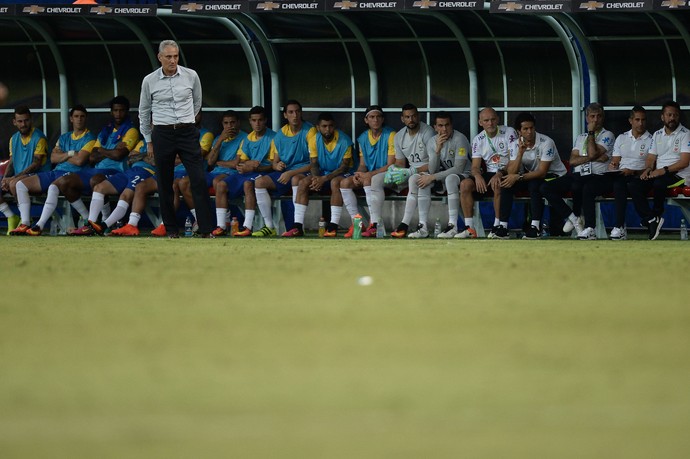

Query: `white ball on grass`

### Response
(357, 276, 373, 286)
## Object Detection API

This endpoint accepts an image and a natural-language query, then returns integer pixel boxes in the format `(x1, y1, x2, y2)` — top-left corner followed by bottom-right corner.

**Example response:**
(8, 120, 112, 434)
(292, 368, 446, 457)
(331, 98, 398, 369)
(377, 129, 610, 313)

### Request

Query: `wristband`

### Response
(68, 150, 75, 158)
(664, 166, 670, 175)
(518, 172, 524, 181)
(587, 131, 595, 136)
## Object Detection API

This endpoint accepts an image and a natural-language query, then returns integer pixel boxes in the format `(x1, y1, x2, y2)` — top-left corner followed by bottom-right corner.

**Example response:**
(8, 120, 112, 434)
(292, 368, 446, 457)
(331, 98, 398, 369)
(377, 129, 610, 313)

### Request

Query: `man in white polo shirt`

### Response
(627, 100, 690, 240)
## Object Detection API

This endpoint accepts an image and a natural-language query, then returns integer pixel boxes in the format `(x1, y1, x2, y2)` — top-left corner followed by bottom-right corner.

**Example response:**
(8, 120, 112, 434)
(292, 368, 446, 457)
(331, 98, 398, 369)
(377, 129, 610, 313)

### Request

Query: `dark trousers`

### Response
(152, 125, 213, 234)
(627, 174, 682, 222)
(499, 179, 544, 223)
(611, 174, 638, 227)
(540, 174, 574, 225)
(571, 173, 613, 229)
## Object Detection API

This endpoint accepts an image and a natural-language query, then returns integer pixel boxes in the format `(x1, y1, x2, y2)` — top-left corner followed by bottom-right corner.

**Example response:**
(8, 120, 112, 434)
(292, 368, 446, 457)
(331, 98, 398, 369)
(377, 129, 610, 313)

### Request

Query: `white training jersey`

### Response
(612, 129, 652, 171)
(649, 124, 690, 181)
(571, 128, 615, 175)
(471, 125, 518, 173)
(393, 121, 436, 169)
(427, 130, 471, 180)
(509, 132, 567, 177)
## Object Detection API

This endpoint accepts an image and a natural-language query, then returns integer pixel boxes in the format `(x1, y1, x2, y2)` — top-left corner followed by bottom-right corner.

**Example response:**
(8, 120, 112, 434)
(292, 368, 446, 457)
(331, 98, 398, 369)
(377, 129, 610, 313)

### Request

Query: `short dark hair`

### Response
(14, 105, 31, 116)
(629, 105, 646, 118)
(70, 104, 87, 117)
(661, 100, 681, 113)
(110, 95, 130, 111)
(433, 111, 452, 125)
(222, 110, 239, 121)
(401, 103, 418, 112)
(317, 112, 335, 123)
(249, 106, 266, 117)
(513, 112, 536, 132)
(283, 99, 302, 114)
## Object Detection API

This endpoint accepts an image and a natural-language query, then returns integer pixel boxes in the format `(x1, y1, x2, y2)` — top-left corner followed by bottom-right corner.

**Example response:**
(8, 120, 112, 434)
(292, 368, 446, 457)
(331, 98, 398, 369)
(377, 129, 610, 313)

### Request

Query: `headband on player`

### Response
(364, 105, 384, 118)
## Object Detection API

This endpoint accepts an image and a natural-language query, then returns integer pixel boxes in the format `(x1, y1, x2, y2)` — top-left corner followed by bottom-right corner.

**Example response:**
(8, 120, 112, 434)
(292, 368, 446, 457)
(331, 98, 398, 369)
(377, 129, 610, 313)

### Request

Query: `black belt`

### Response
(156, 123, 194, 130)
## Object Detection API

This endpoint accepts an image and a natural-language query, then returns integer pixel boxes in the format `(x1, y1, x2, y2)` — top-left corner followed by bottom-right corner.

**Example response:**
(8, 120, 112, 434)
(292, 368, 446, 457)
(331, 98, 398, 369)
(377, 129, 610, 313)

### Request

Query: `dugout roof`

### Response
(1, 4, 690, 155)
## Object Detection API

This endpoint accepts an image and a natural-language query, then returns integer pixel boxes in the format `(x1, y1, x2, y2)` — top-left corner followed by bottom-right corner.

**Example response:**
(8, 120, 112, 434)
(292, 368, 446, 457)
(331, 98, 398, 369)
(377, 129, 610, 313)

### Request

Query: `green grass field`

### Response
(1, 236, 689, 458)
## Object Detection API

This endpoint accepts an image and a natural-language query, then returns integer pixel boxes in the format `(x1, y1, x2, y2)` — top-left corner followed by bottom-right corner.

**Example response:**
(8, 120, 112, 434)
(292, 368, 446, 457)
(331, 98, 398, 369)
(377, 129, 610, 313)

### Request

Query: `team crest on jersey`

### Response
(498, 142, 505, 150)
(674, 138, 681, 152)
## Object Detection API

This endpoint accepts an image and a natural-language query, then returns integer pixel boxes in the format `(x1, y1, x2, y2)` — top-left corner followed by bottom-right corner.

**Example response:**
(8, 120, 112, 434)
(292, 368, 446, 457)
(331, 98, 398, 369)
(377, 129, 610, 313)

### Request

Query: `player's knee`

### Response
(460, 179, 474, 193)
(215, 180, 228, 193)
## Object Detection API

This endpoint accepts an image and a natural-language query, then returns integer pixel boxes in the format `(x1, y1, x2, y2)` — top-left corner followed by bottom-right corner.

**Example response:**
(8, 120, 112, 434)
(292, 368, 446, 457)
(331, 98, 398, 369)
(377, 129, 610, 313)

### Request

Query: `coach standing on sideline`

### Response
(139, 39, 213, 238)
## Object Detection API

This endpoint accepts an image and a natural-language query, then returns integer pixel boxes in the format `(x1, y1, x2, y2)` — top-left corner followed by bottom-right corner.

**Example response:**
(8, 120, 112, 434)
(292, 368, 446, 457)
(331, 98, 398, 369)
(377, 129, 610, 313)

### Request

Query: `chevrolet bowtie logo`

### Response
(257, 1, 281, 9)
(180, 3, 205, 11)
(90, 6, 112, 14)
(23, 5, 45, 14)
(498, 1, 523, 11)
(334, 0, 358, 8)
(661, 0, 686, 7)
(579, 1, 604, 9)
(413, 0, 438, 7)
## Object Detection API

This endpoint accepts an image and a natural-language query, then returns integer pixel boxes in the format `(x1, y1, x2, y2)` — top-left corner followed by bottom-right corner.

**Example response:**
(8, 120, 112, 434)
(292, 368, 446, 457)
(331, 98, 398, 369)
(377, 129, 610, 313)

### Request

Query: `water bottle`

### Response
(318, 217, 326, 237)
(184, 217, 193, 237)
(353, 214, 362, 240)
(231, 217, 239, 236)
(433, 218, 442, 238)
(50, 218, 58, 236)
(376, 219, 385, 238)
(681, 218, 688, 240)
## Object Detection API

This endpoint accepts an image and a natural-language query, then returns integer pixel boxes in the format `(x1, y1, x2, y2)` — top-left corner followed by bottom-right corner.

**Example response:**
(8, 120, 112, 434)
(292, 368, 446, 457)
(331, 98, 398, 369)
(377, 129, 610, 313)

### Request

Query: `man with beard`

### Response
(388, 103, 436, 238)
(627, 100, 690, 240)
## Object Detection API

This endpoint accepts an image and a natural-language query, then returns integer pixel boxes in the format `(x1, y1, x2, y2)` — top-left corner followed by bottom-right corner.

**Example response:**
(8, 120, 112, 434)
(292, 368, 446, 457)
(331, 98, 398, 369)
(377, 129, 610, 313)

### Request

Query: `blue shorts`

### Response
(222, 172, 260, 199)
(174, 169, 188, 180)
(34, 170, 72, 191)
(259, 171, 295, 197)
(206, 170, 232, 188)
(107, 167, 155, 194)
(74, 168, 121, 194)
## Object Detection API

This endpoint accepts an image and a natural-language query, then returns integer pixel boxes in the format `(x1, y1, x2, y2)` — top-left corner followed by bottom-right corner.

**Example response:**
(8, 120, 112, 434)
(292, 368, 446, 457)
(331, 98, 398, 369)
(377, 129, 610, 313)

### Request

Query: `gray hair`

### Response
(585, 102, 604, 116)
(158, 40, 179, 54)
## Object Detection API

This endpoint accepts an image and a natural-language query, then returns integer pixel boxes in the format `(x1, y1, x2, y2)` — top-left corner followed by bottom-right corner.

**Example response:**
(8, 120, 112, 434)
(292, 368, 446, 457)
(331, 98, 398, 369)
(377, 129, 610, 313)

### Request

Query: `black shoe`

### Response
(168, 232, 180, 239)
(648, 217, 664, 240)
(325, 222, 338, 232)
(522, 225, 540, 240)
(199, 232, 215, 239)
(493, 225, 510, 239)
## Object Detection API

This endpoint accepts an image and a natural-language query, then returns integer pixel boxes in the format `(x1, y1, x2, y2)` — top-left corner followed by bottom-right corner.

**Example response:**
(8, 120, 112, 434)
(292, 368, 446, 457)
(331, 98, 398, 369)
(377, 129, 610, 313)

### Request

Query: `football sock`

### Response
(255, 188, 274, 229)
(330, 206, 342, 226)
(243, 209, 255, 230)
(88, 192, 105, 222)
(216, 208, 227, 228)
(294, 203, 307, 225)
(128, 212, 141, 227)
(15, 181, 31, 225)
(36, 184, 60, 229)
(70, 198, 89, 221)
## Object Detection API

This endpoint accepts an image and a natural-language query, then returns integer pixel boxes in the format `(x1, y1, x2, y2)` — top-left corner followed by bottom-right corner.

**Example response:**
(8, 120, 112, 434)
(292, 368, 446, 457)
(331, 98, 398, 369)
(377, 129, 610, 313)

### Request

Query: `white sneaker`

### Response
(437, 224, 457, 239)
(454, 227, 477, 239)
(577, 227, 596, 240)
(407, 224, 429, 239)
(609, 227, 626, 240)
